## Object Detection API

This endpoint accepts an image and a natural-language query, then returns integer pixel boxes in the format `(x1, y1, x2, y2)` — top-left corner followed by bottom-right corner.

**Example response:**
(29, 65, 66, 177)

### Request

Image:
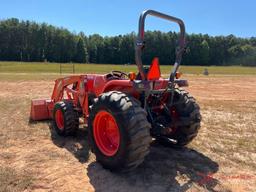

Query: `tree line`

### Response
(0, 18, 255, 66)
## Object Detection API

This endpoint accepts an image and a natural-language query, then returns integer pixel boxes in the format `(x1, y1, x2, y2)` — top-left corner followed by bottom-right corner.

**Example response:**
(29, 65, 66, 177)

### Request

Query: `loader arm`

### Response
(51, 76, 82, 102)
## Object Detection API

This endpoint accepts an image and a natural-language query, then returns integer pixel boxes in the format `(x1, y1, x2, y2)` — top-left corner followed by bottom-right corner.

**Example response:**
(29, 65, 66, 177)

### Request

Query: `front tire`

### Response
(88, 91, 151, 172)
(52, 101, 79, 136)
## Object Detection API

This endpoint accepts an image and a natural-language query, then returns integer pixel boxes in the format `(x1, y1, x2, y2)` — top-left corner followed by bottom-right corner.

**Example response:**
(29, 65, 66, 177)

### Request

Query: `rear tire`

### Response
(52, 101, 79, 136)
(157, 88, 201, 147)
(88, 91, 151, 172)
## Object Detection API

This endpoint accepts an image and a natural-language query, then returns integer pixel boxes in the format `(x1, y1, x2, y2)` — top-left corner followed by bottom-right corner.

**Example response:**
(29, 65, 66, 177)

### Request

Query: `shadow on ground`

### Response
(48, 123, 90, 163)
(46, 121, 220, 192)
(87, 141, 220, 192)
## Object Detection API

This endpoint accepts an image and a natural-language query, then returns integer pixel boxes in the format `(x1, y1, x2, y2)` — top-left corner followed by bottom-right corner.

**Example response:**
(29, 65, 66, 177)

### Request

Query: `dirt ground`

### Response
(0, 75, 256, 192)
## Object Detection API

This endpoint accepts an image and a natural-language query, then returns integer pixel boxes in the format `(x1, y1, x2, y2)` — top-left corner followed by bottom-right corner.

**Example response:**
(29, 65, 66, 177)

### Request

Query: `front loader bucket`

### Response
(30, 99, 53, 121)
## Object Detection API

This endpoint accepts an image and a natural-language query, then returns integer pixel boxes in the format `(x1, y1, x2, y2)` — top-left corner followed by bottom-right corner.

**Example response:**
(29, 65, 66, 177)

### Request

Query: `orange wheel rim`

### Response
(55, 109, 64, 130)
(93, 111, 120, 156)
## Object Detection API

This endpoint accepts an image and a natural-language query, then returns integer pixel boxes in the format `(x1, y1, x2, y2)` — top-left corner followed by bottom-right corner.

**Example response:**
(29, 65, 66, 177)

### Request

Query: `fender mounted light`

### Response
(128, 72, 136, 81)
(175, 72, 182, 79)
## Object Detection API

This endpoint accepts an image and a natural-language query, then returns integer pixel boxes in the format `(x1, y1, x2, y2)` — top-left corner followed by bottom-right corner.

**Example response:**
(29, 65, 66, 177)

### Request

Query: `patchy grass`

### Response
(0, 74, 255, 191)
(191, 100, 256, 170)
(0, 166, 33, 192)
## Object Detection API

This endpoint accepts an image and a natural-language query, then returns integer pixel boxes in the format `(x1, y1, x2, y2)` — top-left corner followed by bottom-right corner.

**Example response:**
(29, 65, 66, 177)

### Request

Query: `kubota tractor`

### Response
(30, 10, 201, 171)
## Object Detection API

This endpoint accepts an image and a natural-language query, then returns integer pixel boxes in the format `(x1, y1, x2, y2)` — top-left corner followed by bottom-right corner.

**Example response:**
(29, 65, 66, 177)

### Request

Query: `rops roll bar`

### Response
(135, 10, 186, 81)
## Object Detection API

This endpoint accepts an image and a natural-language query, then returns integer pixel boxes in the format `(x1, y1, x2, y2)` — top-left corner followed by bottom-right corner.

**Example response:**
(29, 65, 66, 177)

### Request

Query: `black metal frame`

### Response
(135, 10, 186, 81)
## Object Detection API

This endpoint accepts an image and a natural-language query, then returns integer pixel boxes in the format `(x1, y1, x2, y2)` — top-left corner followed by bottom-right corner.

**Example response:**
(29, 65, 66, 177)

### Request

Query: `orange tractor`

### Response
(30, 10, 201, 171)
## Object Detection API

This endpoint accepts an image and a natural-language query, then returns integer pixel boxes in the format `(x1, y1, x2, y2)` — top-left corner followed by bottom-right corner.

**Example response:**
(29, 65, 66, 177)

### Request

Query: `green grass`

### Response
(0, 61, 256, 75)
(0, 73, 61, 81)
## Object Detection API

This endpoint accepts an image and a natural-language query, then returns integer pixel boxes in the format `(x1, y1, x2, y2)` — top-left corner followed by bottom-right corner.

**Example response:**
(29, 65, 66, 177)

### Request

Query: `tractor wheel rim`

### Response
(55, 109, 64, 130)
(93, 111, 120, 156)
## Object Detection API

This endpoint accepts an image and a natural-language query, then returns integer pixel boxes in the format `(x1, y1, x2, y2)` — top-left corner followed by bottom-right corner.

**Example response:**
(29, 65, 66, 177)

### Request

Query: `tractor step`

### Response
(30, 99, 53, 121)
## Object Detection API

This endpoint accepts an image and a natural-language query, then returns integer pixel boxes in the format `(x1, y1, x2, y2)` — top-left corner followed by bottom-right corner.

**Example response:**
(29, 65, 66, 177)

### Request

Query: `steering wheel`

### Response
(111, 70, 128, 79)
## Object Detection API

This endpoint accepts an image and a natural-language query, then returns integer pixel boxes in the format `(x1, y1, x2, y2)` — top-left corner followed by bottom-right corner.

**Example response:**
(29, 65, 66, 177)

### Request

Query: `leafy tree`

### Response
(74, 37, 88, 63)
(0, 18, 255, 66)
(199, 40, 210, 65)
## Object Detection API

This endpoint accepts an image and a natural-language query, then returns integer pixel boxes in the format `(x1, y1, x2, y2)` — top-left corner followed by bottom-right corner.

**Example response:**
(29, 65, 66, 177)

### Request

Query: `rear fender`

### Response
(102, 80, 135, 95)
(174, 79, 189, 87)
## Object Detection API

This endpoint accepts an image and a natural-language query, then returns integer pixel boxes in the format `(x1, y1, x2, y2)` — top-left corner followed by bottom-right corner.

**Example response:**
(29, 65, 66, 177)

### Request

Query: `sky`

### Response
(0, 0, 255, 38)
